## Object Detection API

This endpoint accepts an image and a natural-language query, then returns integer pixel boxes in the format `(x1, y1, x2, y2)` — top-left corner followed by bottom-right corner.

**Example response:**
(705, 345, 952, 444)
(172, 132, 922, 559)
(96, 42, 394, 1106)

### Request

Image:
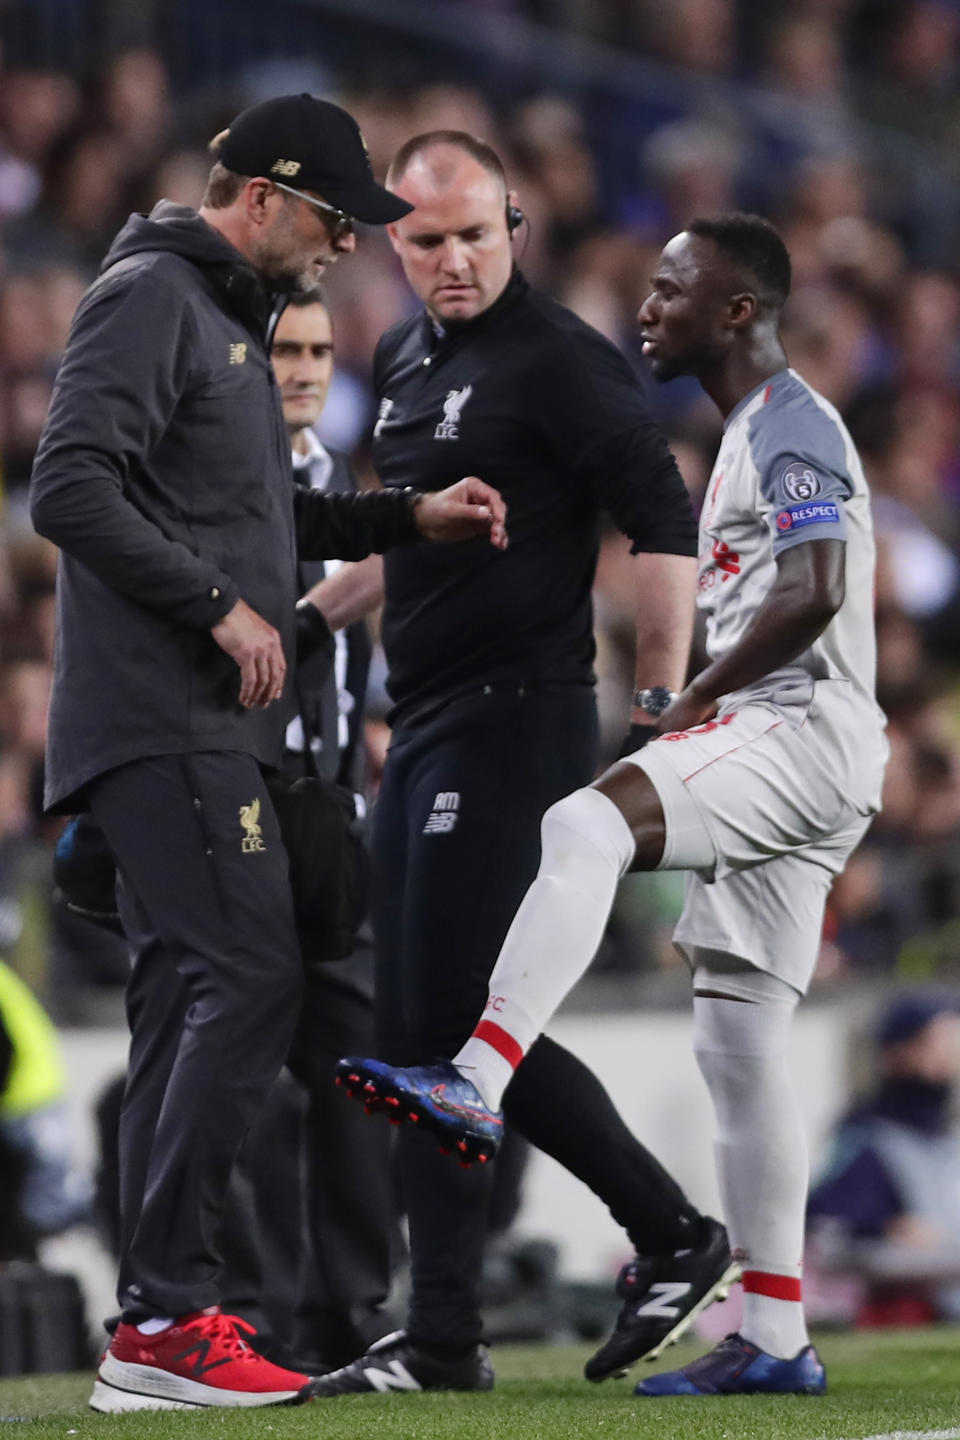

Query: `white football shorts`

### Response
(624, 680, 887, 993)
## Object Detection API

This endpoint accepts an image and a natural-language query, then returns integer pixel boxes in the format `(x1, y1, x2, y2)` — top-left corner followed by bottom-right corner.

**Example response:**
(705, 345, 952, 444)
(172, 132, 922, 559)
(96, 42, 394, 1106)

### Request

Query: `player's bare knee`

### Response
(592, 763, 666, 870)
(540, 787, 635, 878)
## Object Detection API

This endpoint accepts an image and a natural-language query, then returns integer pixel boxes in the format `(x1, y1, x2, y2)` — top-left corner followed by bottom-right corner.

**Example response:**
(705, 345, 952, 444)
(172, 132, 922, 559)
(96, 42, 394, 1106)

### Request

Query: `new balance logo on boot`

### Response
(585, 1217, 739, 1381)
(634, 1282, 693, 1319)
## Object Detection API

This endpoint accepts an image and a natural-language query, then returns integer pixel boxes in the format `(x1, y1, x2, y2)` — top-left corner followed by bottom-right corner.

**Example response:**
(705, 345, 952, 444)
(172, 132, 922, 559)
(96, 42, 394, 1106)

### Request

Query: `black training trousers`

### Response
(219, 937, 402, 1367)
(372, 685, 698, 1350)
(89, 751, 303, 1321)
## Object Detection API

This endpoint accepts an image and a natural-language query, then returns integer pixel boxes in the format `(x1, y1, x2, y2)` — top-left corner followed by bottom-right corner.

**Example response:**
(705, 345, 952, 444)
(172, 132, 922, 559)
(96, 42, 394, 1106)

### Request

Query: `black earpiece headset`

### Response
(506, 203, 525, 234)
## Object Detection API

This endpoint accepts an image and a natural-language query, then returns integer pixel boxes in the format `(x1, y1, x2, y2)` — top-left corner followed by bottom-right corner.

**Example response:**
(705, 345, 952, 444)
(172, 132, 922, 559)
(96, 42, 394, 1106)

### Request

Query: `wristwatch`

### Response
(633, 686, 678, 718)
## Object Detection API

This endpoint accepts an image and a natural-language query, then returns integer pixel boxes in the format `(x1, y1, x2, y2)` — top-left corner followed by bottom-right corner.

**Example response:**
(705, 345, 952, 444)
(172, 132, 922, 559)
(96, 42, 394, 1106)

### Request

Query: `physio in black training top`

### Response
(310, 130, 723, 1397)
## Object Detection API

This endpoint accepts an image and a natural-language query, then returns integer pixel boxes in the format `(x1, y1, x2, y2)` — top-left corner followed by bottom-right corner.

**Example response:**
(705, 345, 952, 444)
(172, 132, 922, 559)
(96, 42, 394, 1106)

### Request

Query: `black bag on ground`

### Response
(52, 814, 122, 933)
(0, 1262, 91, 1376)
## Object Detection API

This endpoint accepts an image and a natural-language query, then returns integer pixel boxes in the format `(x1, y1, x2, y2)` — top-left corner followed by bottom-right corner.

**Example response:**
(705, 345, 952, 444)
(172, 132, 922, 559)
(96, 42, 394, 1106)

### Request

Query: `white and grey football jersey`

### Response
(698, 368, 885, 792)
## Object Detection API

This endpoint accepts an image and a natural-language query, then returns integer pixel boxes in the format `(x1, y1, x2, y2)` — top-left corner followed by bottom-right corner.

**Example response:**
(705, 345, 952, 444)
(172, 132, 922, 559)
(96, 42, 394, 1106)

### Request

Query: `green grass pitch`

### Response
(0, 1330, 958, 1439)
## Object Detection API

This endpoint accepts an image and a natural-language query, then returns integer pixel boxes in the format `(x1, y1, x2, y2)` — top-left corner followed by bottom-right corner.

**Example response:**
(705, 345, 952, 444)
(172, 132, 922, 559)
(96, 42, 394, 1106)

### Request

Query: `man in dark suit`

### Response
(275, 290, 375, 791)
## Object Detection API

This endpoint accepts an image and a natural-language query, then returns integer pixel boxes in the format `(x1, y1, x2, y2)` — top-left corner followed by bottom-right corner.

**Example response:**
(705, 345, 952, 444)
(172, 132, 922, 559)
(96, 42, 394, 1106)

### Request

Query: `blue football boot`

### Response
(634, 1333, 826, 1397)
(335, 1056, 503, 1165)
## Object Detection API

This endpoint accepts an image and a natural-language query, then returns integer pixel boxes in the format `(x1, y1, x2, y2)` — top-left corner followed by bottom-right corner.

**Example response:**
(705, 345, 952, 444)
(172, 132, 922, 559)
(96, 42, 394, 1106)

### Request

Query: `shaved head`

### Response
(390, 144, 504, 219)
(387, 130, 507, 194)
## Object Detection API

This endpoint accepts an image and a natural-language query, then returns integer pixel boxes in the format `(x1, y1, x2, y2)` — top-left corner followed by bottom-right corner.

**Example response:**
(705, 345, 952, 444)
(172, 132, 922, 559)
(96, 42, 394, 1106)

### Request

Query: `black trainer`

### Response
(308, 1331, 494, 1396)
(585, 1216, 739, 1382)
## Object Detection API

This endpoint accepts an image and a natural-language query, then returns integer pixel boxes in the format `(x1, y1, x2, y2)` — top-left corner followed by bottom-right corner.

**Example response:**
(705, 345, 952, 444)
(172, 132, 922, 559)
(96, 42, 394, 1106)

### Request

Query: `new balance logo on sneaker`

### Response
(170, 1339, 231, 1377)
(310, 1331, 494, 1397)
(360, 1359, 421, 1392)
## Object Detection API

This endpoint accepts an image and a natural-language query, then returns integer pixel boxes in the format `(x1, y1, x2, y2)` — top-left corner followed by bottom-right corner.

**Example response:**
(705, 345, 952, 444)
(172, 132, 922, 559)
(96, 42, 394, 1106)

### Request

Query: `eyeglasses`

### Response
(271, 180, 354, 242)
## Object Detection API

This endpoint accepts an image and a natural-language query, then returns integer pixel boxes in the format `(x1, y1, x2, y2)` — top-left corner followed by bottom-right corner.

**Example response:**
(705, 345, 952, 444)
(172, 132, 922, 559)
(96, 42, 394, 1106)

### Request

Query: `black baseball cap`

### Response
(217, 93, 413, 225)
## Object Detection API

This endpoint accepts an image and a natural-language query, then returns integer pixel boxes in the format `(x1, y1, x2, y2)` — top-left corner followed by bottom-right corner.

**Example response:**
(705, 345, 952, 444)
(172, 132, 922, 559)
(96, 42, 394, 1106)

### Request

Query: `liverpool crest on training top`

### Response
(434, 385, 472, 441)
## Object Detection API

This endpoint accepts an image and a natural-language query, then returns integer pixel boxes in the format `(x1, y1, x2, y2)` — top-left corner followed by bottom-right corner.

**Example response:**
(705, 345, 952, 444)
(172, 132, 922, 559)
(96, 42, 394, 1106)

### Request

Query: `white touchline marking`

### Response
(826, 1430, 960, 1440)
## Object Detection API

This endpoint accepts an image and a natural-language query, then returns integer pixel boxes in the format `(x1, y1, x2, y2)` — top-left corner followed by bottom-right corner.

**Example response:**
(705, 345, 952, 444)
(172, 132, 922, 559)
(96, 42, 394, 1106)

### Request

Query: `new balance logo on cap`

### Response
(271, 158, 302, 177)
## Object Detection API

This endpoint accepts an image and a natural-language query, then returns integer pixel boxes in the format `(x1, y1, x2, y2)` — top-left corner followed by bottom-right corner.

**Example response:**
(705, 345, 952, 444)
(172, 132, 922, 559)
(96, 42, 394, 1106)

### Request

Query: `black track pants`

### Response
(89, 751, 303, 1321)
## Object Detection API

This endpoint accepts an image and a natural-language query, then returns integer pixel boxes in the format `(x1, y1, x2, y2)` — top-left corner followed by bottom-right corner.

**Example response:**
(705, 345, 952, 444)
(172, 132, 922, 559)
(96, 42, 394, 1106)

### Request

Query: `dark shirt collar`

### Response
(421, 267, 529, 353)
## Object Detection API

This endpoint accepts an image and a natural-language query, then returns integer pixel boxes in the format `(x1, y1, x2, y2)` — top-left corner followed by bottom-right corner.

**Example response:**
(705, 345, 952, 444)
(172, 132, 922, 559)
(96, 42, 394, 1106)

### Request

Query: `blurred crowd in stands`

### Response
(1, 0, 960, 1015)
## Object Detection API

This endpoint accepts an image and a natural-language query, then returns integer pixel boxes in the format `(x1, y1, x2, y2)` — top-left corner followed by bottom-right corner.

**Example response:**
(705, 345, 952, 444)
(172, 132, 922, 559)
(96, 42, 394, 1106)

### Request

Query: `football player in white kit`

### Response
(337, 214, 888, 1396)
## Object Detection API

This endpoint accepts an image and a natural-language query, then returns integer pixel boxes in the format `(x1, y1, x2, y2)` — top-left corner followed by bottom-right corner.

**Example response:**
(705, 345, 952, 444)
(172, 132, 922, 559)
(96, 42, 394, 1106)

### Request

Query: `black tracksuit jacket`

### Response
(30, 202, 419, 812)
(372, 270, 698, 723)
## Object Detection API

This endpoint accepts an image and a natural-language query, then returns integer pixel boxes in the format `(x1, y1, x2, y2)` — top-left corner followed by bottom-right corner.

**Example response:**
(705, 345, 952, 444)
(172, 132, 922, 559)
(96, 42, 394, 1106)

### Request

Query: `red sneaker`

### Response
(90, 1307, 314, 1411)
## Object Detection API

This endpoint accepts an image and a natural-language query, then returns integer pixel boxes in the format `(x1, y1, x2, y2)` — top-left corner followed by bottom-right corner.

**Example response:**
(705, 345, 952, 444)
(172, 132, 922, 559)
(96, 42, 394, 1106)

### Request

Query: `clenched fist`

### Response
(414, 476, 508, 550)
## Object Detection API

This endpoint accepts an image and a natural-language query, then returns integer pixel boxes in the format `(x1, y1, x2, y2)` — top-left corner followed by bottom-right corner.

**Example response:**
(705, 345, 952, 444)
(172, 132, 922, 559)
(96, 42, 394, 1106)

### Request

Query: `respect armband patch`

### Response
(775, 501, 840, 532)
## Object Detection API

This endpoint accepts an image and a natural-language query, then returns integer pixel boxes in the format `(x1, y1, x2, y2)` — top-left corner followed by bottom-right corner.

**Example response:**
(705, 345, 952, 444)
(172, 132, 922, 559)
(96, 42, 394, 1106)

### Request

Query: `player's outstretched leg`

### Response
(336, 785, 640, 1161)
(335, 1056, 502, 1165)
(585, 1216, 739, 1380)
(634, 1333, 826, 1396)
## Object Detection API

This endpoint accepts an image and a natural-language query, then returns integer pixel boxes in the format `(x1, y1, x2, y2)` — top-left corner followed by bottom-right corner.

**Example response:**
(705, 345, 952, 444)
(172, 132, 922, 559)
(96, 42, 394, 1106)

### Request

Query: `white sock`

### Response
(693, 988, 810, 1360)
(453, 787, 634, 1110)
(456, 996, 536, 1110)
(136, 1317, 174, 1334)
(455, 1043, 515, 1113)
